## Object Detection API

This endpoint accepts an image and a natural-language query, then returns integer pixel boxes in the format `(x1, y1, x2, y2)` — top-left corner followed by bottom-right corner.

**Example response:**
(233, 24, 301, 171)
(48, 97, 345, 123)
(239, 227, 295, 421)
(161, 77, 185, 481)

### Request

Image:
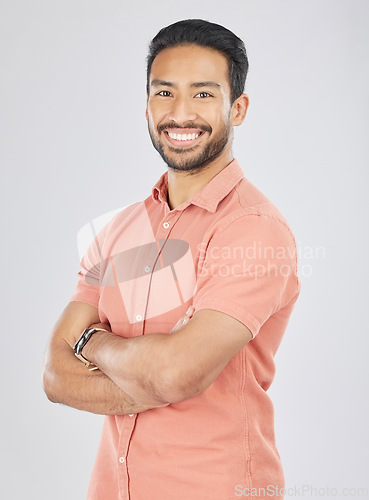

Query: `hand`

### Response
(81, 323, 113, 366)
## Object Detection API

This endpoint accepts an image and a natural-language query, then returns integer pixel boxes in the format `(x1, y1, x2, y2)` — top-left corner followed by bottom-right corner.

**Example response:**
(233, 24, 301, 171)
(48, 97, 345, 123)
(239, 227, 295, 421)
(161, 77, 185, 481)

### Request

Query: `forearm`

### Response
(83, 331, 179, 406)
(82, 310, 251, 407)
(42, 342, 157, 415)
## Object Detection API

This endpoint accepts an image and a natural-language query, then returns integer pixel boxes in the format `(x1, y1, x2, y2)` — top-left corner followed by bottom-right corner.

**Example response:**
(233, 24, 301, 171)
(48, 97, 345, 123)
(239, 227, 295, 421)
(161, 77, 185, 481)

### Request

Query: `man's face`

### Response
(146, 44, 235, 173)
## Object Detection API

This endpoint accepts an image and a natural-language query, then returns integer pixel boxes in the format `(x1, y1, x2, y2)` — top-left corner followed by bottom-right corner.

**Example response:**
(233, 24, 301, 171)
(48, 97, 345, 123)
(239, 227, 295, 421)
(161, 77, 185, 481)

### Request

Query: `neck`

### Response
(167, 149, 234, 210)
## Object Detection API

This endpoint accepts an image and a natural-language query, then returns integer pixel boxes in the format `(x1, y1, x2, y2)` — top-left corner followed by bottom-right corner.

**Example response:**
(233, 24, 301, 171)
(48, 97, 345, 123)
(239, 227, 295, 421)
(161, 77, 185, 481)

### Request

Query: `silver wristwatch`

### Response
(73, 327, 107, 365)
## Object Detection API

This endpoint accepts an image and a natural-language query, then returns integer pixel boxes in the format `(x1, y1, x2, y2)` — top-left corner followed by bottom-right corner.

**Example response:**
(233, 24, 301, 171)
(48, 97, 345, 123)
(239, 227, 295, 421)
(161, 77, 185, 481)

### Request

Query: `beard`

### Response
(148, 119, 232, 173)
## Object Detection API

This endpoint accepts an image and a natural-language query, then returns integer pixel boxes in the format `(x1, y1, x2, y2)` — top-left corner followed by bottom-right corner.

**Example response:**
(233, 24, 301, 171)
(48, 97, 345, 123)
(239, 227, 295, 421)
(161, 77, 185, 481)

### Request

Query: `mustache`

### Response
(157, 122, 212, 134)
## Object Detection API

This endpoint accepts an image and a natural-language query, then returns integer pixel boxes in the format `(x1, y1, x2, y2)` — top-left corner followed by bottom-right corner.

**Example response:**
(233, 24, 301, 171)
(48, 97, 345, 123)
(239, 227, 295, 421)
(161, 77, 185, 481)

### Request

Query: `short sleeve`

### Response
(69, 222, 111, 308)
(193, 214, 300, 338)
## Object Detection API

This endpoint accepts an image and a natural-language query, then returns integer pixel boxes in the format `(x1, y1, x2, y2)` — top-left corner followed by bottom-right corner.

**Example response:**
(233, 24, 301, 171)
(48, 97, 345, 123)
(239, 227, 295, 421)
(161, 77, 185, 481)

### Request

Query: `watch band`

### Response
(73, 327, 108, 367)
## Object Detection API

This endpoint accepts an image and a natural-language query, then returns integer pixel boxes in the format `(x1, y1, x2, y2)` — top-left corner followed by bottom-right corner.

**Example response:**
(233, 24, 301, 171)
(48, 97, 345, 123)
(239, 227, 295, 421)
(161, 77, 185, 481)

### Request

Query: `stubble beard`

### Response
(148, 120, 232, 174)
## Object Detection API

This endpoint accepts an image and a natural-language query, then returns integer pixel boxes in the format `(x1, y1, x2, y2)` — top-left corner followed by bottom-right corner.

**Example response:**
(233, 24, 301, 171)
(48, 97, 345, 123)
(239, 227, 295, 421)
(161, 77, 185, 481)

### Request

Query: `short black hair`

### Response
(147, 19, 249, 103)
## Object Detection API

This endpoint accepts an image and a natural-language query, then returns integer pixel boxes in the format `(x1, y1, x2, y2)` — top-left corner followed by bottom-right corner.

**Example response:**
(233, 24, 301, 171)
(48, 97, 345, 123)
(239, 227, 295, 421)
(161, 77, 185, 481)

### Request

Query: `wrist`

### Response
(82, 329, 110, 364)
(74, 327, 110, 369)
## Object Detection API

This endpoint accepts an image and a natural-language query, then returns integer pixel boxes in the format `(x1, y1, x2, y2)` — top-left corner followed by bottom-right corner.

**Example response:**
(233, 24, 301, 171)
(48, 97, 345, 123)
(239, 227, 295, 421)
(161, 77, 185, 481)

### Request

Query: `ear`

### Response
(231, 94, 249, 127)
(145, 94, 149, 121)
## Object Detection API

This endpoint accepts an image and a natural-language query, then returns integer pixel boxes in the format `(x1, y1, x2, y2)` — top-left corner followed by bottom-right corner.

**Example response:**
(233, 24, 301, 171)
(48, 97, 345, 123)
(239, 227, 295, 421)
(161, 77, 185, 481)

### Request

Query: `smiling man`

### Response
(147, 45, 234, 174)
(43, 19, 300, 500)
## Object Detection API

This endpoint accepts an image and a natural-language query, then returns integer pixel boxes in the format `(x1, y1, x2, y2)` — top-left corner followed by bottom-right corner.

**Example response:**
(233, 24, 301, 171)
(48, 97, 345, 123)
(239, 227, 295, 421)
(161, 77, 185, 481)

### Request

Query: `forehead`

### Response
(149, 44, 230, 90)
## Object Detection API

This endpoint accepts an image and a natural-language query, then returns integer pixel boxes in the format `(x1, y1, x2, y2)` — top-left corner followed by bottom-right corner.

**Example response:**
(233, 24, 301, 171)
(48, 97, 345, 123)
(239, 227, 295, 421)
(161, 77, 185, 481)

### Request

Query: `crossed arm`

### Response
(42, 300, 252, 415)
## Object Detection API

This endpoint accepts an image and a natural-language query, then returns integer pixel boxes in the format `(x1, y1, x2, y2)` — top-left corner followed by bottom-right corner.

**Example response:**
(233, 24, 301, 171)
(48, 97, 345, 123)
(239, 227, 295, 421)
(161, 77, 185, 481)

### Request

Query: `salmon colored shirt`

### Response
(70, 159, 300, 500)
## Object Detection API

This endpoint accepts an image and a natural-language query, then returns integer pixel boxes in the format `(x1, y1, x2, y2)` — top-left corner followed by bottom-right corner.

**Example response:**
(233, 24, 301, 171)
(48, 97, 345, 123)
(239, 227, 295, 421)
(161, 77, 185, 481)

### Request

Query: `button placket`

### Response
(159, 212, 182, 237)
(117, 414, 136, 498)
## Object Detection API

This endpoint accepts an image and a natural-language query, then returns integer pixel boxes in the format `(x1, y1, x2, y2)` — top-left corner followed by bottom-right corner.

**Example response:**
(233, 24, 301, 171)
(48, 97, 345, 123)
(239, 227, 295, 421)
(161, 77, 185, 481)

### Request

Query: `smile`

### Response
(163, 128, 205, 147)
(168, 132, 199, 141)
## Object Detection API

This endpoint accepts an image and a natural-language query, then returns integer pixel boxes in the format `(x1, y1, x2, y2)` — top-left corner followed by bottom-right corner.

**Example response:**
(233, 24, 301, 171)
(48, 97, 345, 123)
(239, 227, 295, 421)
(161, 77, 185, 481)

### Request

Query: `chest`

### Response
(97, 203, 215, 336)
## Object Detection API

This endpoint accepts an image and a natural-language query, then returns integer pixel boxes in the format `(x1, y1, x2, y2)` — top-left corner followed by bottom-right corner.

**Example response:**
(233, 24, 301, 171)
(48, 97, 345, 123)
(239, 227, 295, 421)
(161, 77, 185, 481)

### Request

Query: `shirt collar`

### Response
(151, 159, 244, 213)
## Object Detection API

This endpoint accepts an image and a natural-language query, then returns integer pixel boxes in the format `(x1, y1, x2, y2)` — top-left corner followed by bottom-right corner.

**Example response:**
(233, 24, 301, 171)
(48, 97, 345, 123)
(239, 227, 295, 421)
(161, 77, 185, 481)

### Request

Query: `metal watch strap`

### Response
(73, 327, 108, 365)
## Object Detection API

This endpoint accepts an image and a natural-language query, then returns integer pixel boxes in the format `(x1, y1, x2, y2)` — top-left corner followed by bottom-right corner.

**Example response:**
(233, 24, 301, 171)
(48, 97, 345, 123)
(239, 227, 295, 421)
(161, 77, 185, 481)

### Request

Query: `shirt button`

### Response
(163, 222, 170, 229)
(135, 314, 142, 322)
(119, 457, 125, 463)
(144, 265, 151, 273)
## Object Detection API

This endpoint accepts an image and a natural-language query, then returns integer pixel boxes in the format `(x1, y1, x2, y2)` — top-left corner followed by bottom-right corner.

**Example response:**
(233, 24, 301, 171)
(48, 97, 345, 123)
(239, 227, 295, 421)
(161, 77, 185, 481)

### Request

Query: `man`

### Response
(43, 19, 300, 500)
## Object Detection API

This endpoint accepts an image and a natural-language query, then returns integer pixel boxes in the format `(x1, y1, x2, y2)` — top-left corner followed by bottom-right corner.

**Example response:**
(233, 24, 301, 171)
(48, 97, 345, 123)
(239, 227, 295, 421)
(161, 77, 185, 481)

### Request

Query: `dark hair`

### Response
(146, 19, 249, 103)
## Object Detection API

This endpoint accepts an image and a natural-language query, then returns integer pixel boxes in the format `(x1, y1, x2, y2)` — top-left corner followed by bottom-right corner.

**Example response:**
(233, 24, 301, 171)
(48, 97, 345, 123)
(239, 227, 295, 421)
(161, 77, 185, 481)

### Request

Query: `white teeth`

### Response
(168, 132, 200, 141)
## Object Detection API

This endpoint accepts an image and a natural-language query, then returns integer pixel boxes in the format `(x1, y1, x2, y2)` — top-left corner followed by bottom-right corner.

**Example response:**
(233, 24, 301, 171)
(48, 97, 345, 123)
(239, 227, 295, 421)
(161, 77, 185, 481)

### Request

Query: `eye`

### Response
(195, 92, 212, 98)
(157, 90, 172, 97)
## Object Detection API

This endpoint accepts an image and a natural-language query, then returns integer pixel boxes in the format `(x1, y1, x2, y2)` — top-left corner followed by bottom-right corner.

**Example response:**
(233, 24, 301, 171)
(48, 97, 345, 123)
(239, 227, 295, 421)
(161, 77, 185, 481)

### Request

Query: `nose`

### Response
(168, 95, 197, 124)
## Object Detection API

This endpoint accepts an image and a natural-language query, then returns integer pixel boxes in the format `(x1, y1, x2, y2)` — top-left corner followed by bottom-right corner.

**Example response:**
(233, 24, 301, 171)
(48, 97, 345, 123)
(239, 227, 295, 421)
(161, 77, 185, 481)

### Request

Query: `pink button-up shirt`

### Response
(71, 159, 300, 500)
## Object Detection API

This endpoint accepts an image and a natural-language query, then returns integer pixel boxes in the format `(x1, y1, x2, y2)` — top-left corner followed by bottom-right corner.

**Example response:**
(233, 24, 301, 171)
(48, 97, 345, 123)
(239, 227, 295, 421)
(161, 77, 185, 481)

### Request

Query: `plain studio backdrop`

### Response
(1, 1, 368, 499)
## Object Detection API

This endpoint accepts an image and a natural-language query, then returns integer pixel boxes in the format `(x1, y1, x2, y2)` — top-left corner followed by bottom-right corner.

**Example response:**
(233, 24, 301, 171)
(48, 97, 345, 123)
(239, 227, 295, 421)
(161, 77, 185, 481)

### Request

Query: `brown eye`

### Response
(196, 92, 211, 98)
(158, 91, 171, 97)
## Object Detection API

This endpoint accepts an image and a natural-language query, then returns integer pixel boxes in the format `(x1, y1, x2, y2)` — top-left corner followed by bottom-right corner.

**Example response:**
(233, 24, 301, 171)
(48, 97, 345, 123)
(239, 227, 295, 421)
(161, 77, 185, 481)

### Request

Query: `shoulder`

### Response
(77, 202, 143, 259)
(107, 201, 143, 230)
(212, 176, 296, 246)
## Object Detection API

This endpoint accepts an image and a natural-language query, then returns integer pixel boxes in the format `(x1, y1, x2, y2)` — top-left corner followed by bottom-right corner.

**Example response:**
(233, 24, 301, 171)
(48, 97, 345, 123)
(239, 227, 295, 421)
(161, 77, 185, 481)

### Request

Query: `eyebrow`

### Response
(150, 79, 221, 89)
(150, 80, 174, 87)
(190, 81, 221, 89)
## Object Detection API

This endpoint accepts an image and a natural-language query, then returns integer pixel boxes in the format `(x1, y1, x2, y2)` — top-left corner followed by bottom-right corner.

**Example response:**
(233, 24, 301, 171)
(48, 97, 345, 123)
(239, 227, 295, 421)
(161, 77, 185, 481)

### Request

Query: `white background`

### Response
(1, 1, 368, 499)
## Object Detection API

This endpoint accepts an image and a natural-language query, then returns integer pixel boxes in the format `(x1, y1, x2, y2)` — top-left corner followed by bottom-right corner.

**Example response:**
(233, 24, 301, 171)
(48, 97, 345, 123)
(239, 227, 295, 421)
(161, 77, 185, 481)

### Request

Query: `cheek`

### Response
(208, 111, 229, 131)
(146, 109, 159, 133)
(147, 104, 167, 129)
(202, 102, 231, 128)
